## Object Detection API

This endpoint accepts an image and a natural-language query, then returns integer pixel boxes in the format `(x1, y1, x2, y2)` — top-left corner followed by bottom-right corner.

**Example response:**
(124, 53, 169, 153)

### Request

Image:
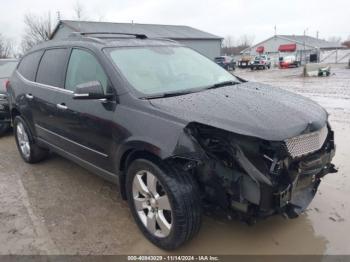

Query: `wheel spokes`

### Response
(17, 123, 30, 158)
(132, 169, 172, 238)
(146, 211, 157, 234)
(156, 195, 171, 211)
(134, 197, 147, 211)
(146, 172, 158, 196)
(134, 174, 150, 197)
(23, 143, 29, 156)
(156, 210, 171, 235)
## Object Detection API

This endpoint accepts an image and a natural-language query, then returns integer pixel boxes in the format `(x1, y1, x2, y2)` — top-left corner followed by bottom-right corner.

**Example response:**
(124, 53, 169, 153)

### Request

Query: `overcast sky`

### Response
(1, 0, 349, 47)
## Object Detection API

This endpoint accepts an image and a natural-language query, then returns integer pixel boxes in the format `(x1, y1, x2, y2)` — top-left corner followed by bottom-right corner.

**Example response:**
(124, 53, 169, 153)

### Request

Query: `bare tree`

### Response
(74, 1, 87, 21)
(221, 34, 255, 55)
(0, 34, 14, 58)
(21, 13, 53, 53)
(223, 35, 235, 48)
(238, 34, 255, 47)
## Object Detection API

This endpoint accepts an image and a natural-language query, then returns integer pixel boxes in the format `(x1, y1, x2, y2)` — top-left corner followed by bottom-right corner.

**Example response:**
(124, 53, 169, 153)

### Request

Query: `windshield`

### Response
(0, 60, 17, 78)
(255, 56, 266, 60)
(106, 46, 239, 96)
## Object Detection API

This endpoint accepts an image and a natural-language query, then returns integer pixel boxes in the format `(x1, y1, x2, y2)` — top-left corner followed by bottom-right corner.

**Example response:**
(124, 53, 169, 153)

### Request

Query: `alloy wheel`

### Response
(17, 122, 30, 159)
(132, 170, 172, 238)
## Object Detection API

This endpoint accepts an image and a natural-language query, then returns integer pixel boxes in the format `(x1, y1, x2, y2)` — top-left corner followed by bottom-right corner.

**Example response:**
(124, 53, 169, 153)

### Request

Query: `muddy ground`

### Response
(0, 64, 349, 255)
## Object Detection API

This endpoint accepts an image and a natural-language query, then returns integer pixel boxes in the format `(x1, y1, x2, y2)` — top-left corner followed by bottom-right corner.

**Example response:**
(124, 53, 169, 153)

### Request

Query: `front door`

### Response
(53, 48, 117, 172)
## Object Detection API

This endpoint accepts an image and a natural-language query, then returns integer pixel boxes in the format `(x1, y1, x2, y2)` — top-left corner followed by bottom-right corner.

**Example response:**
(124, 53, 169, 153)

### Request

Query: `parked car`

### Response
(250, 55, 271, 70)
(8, 33, 336, 250)
(214, 56, 235, 70)
(279, 55, 300, 68)
(0, 59, 17, 135)
(237, 55, 252, 68)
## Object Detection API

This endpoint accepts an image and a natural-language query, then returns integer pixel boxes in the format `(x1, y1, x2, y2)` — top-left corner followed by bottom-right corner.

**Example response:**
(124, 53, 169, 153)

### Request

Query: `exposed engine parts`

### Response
(171, 122, 336, 221)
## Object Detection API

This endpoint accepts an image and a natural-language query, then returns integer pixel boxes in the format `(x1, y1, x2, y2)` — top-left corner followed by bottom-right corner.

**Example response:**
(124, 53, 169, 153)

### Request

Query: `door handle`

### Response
(25, 93, 34, 100)
(56, 103, 68, 110)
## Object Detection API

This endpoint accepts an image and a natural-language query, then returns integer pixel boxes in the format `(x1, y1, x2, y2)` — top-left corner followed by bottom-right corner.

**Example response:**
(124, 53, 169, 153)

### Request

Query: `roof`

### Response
(50, 20, 223, 40)
(241, 34, 345, 54)
(29, 37, 182, 54)
(278, 35, 344, 49)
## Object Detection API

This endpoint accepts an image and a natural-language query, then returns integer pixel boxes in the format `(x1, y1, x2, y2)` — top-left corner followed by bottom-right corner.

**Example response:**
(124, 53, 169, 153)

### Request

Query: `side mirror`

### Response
(73, 81, 113, 100)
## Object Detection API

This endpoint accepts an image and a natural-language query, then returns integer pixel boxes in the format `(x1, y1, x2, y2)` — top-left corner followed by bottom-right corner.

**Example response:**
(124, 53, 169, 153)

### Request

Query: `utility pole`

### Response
(303, 28, 308, 64)
(56, 11, 61, 22)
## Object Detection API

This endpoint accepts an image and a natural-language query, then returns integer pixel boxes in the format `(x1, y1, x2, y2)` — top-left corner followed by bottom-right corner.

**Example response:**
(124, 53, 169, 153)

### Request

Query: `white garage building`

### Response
(50, 20, 223, 60)
(241, 35, 346, 64)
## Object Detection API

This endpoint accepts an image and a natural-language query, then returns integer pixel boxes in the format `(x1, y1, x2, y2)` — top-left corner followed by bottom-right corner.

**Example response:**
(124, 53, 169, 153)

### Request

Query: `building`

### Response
(241, 35, 346, 64)
(50, 20, 223, 59)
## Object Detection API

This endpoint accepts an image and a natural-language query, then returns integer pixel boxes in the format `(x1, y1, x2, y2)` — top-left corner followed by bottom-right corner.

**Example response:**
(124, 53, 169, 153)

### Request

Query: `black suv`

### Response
(8, 33, 336, 250)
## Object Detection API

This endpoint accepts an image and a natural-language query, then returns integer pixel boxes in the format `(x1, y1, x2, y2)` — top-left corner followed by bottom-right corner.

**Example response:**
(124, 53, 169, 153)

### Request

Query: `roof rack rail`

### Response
(77, 32, 148, 39)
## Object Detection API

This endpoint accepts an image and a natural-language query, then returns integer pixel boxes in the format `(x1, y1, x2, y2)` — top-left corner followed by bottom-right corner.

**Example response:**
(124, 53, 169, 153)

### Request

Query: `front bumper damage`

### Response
(170, 122, 336, 222)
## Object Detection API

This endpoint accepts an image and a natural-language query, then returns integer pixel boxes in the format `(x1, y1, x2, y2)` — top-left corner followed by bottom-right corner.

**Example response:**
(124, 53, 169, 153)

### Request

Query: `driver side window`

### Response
(65, 49, 108, 92)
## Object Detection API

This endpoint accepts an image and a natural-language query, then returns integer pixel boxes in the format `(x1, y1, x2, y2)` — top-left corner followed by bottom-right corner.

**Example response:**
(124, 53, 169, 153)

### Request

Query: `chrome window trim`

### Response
(16, 71, 74, 94)
(35, 124, 108, 158)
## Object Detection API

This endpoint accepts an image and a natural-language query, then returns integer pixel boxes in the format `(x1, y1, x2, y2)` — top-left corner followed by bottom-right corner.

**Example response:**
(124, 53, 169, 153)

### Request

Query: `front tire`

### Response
(126, 158, 202, 250)
(14, 116, 49, 163)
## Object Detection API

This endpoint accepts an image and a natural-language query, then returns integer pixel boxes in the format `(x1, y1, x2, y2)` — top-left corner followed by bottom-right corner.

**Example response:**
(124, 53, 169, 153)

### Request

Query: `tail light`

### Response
(5, 80, 10, 91)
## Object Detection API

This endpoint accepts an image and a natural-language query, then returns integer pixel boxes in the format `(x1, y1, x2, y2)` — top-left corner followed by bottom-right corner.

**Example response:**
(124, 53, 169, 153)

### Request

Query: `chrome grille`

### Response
(284, 125, 328, 158)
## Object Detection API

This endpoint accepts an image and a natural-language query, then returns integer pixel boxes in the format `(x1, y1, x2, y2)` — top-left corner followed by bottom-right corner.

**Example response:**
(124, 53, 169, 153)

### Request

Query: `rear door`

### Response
(52, 48, 116, 172)
(13, 51, 44, 131)
(31, 48, 70, 144)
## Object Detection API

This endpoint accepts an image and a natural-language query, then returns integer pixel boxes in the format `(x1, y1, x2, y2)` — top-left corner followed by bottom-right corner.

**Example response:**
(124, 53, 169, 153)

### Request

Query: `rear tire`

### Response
(14, 116, 49, 163)
(126, 158, 202, 250)
(0, 122, 10, 136)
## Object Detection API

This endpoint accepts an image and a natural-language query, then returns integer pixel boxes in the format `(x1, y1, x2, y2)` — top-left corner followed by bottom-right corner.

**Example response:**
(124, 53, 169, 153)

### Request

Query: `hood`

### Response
(149, 82, 328, 141)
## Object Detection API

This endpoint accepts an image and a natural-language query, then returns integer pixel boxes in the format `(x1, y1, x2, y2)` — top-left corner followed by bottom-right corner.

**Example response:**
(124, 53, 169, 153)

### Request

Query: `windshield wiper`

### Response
(206, 80, 240, 90)
(141, 80, 241, 99)
(141, 90, 194, 99)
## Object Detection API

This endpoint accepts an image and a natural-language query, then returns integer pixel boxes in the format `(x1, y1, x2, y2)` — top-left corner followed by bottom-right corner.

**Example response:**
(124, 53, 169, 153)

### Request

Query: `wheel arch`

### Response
(116, 124, 206, 200)
(118, 148, 164, 200)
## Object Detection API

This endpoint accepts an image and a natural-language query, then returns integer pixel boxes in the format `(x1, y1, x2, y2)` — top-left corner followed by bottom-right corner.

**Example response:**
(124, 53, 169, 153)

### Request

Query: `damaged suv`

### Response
(8, 32, 336, 250)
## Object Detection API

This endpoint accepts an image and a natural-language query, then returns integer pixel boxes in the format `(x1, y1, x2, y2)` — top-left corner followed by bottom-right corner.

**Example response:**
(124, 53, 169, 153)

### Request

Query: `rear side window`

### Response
(17, 51, 43, 81)
(36, 48, 68, 88)
(65, 49, 108, 92)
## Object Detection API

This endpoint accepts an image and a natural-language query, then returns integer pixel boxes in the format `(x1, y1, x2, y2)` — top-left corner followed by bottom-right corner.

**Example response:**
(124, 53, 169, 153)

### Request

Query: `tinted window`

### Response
(36, 49, 68, 88)
(17, 51, 43, 81)
(65, 49, 108, 92)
